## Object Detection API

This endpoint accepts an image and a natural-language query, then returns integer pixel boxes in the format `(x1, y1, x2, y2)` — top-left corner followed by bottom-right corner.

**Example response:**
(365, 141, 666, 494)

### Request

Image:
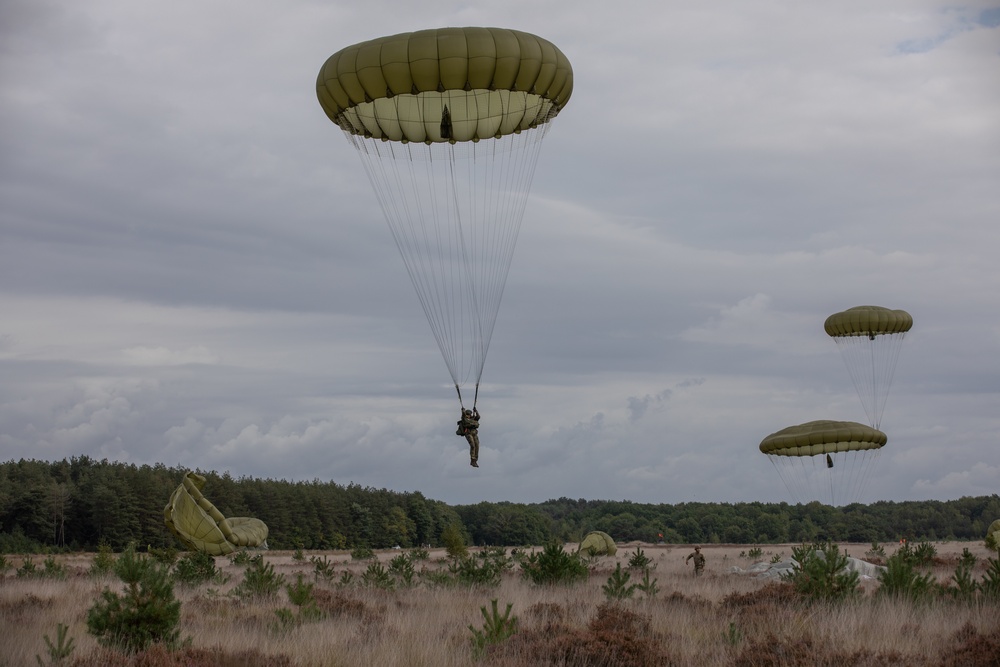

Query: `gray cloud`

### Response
(2, 0, 998, 505)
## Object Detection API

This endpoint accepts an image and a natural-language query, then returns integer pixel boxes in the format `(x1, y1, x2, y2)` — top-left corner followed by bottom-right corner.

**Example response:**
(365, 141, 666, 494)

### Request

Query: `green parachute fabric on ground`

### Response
(759, 420, 887, 457)
(163, 472, 268, 556)
(579, 530, 617, 556)
(987, 519, 1000, 551)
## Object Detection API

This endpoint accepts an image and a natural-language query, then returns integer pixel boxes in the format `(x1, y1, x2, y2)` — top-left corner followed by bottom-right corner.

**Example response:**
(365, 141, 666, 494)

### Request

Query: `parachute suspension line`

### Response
(348, 125, 552, 392)
(455, 384, 465, 410)
(769, 456, 799, 505)
(834, 332, 906, 429)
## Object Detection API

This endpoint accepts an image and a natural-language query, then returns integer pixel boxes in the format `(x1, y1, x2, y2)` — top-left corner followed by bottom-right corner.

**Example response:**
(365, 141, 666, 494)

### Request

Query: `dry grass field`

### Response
(3, 541, 999, 666)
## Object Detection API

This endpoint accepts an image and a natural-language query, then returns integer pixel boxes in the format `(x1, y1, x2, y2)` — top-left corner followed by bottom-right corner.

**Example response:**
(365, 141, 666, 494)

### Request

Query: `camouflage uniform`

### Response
(458, 408, 480, 467)
(686, 546, 705, 576)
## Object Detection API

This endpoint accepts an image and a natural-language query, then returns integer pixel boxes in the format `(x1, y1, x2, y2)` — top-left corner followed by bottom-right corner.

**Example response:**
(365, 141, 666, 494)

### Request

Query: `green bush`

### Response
(520, 542, 588, 586)
(233, 556, 285, 599)
(877, 548, 937, 602)
(35, 622, 75, 665)
(350, 546, 375, 561)
(468, 599, 518, 659)
(173, 551, 221, 587)
(602, 563, 637, 601)
(310, 554, 336, 583)
(783, 543, 859, 602)
(441, 522, 468, 560)
(89, 541, 116, 577)
(361, 562, 395, 590)
(86, 544, 181, 654)
(450, 554, 502, 588)
(627, 547, 653, 570)
(388, 554, 416, 587)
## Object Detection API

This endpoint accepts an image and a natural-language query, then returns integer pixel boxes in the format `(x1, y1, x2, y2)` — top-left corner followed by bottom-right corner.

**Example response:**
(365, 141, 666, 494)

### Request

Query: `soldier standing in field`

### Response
(686, 545, 705, 576)
(457, 408, 480, 467)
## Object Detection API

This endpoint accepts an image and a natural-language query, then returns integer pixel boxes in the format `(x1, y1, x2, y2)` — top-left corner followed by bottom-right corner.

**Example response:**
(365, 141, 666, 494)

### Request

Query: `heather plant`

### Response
(468, 599, 518, 659)
(602, 563, 638, 601)
(233, 556, 285, 599)
(783, 542, 859, 602)
(35, 622, 75, 665)
(86, 543, 182, 653)
(520, 542, 588, 586)
(173, 550, 222, 587)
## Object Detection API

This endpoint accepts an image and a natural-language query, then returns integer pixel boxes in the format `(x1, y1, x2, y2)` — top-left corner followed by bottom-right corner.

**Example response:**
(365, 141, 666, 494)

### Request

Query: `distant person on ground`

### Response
(686, 545, 705, 576)
(457, 407, 480, 467)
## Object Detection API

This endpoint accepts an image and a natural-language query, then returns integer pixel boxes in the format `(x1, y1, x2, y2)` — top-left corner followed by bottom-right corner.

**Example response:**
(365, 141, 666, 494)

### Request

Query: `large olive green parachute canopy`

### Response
(759, 420, 887, 457)
(164, 472, 268, 556)
(316, 28, 573, 409)
(317, 27, 573, 143)
(824, 306, 913, 338)
(825, 305, 912, 429)
(760, 420, 887, 506)
(579, 530, 617, 556)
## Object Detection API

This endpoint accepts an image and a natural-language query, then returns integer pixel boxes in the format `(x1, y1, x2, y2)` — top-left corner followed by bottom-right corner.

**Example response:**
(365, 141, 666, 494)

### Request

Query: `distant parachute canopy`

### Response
(164, 472, 268, 556)
(760, 420, 887, 506)
(825, 306, 912, 429)
(316, 28, 572, 408)
(579, 530, 617, 556)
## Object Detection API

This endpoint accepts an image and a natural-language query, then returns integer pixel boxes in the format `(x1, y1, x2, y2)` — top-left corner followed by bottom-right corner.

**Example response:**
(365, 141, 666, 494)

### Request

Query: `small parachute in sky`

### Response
(164, 472, 268, 556)
(760, 420, 887, 506)
(316, 27, 573, 410)
(578, 530, 617, 556)
(825, 305, 912, 429)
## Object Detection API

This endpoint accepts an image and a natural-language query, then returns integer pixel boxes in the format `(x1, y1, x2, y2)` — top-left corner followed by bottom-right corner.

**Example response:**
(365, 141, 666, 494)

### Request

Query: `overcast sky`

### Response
(2, 0, 998, 507)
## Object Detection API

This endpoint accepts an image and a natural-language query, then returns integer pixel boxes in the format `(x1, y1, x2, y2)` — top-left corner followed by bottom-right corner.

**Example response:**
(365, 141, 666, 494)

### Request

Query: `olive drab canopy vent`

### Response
(824, 306, 912, 430)
(317, 28, 573, 408)
(759, 420, 888, 507)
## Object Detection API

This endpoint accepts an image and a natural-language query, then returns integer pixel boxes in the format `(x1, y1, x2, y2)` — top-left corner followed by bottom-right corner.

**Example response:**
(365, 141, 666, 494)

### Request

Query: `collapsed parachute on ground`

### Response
(987, 519, 1000, 551)
(317, 27, 573, 409)
(760, 420, 887, 506)
(579, 530, 617, 556)
(164, 472, 268, 556)
(825, 305, 912, 429)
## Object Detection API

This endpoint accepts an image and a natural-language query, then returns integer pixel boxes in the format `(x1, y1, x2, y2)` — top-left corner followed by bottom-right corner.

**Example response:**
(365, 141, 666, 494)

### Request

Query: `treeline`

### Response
(1, 458, 997, 553)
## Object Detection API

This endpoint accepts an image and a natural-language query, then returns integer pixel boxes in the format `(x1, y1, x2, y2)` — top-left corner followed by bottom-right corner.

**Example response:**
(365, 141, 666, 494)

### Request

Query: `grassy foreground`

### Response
(3, 541, 999, 666)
